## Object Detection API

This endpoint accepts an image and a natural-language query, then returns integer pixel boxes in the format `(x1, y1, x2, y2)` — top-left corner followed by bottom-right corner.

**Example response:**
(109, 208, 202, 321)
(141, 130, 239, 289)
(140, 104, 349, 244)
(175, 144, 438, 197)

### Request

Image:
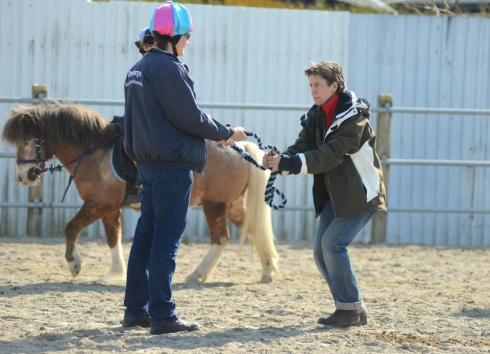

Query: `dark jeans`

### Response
(124, 166, 193, 325)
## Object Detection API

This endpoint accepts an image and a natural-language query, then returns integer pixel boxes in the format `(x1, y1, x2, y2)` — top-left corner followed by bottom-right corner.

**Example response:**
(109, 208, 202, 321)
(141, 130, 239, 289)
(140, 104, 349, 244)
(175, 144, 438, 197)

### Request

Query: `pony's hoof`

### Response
(185, 270, 213, 283)
(260, 273, 274, 284)
(68, 261, 82, 277)
(104, 269, 126, 280)
(185, 272, 202, 283)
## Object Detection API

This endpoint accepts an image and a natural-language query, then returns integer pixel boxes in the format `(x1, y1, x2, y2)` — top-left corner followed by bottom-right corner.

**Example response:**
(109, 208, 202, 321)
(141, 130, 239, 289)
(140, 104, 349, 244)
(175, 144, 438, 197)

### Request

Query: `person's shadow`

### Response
(0, 324, 338, 353)
(453, 307, 490, 319)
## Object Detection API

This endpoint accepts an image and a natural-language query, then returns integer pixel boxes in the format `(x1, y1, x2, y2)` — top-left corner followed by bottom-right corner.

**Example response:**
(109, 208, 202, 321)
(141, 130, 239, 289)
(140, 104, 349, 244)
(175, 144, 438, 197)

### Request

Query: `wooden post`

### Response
(26, 84, 48, 237)
(370, 93, 392, 244)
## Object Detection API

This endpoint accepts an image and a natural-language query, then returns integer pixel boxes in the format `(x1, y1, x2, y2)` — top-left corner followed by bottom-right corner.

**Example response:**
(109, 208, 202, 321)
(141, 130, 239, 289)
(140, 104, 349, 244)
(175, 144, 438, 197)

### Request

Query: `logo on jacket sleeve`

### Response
(125, 70, 143, 87)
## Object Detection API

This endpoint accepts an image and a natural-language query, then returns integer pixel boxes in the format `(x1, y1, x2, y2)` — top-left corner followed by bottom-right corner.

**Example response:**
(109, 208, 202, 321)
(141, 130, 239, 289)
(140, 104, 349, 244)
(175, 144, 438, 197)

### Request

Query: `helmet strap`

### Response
(172, 44, 178, 56)
(170, 35, 182, 56)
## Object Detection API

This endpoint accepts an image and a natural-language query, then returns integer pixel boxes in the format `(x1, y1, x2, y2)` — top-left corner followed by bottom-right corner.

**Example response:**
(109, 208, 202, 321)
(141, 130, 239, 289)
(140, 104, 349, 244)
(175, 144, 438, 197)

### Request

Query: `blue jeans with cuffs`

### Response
(313, 199, 376, 314)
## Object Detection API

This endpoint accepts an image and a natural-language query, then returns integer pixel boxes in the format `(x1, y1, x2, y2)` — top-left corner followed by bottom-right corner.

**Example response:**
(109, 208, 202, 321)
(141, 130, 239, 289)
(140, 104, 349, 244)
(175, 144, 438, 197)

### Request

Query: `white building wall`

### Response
(0, 0, 489, 246)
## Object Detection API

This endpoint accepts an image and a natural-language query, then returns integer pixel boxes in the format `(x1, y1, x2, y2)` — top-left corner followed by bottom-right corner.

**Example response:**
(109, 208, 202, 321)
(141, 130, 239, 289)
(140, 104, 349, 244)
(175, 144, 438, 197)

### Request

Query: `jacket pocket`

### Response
(327, 161, 367, 215)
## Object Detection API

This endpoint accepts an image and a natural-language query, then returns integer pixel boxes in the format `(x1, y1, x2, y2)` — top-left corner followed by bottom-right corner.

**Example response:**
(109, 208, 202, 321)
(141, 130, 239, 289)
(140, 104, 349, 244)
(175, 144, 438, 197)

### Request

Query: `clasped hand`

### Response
(262, 151, 281, 173)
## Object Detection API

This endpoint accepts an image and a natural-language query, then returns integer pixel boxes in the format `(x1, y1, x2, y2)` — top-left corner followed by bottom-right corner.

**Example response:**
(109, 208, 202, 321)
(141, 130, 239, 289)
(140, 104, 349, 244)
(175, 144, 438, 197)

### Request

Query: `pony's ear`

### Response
(20, 113, 34, 126)
(19, 113, 36, 132)
(20, 113, 38, 138)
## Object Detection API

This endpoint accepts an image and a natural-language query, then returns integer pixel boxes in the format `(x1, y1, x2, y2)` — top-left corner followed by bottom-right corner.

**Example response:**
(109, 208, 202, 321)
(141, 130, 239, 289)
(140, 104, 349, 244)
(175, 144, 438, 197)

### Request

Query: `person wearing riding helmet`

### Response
(122, 1, 247, 335)
(263, 61, 386, 328)
(134, 27, 154, 56)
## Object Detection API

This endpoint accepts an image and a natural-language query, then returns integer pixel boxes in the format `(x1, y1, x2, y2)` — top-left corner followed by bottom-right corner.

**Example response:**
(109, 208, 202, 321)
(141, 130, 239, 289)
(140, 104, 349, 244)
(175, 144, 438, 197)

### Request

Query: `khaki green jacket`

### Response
(284, 91, 386, 218)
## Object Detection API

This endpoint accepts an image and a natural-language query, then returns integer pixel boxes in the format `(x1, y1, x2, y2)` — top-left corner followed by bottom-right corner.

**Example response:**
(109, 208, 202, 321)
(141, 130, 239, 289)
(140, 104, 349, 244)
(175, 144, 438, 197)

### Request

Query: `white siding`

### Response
(349, 15, 490, 246)
(0, 0, 489, 246)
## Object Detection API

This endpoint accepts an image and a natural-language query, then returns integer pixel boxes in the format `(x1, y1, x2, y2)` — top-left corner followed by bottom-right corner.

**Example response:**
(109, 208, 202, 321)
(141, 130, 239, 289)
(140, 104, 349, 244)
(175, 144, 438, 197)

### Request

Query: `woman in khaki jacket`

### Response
(264, 61, 386, 327)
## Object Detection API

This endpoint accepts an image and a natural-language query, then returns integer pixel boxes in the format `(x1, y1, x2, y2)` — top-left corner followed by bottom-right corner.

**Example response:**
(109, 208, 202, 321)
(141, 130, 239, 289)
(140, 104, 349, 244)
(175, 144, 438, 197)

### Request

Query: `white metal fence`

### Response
(1, 0, 490, 246)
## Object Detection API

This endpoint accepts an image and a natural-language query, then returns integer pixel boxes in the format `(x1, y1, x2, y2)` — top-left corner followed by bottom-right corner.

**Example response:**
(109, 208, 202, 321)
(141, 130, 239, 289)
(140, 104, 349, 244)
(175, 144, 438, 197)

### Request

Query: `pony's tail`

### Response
(237, 141, 278, 283)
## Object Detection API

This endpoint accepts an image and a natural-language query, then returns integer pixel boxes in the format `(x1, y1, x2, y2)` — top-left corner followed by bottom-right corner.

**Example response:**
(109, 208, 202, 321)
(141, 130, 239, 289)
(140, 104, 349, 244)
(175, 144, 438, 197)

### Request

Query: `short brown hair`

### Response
(304, 61, 346, 94)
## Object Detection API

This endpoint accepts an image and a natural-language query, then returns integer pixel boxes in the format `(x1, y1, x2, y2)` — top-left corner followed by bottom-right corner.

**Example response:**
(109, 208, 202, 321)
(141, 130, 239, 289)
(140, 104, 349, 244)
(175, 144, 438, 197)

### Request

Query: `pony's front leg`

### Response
(101, 209, 126, 279)
(186, 200, 229, 283)
(65, 202, 108, 277)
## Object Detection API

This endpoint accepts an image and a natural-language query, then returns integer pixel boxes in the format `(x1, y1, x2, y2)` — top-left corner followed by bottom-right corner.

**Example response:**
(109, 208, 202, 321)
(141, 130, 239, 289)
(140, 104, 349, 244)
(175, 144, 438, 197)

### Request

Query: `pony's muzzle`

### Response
(27, 167, 42, 181)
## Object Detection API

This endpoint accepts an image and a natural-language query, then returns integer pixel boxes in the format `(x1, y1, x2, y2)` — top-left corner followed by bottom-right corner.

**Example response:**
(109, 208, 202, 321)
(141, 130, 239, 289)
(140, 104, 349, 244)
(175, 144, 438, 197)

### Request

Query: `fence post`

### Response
(370, 93, 392, 244)
(26, 84, 48, 237)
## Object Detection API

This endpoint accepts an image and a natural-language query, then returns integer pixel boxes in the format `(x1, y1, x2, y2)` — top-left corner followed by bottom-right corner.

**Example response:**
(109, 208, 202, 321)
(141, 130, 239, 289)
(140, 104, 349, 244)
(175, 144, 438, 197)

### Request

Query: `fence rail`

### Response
(2, 96, 490, 115)
(381, 158, 490, 167)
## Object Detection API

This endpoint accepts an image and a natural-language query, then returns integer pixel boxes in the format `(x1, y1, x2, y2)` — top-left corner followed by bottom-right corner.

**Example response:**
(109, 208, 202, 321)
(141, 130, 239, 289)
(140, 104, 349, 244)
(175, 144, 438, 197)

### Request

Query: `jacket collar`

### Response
(300, 91, 370, 137)
(148, 48, 180, 61)
(326, 91, 369, 137)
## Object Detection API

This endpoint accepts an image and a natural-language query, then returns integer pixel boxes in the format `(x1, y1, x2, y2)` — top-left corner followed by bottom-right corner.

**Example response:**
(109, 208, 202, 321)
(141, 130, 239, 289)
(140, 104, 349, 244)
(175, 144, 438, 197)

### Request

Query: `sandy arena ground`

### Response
(0, 236, 489, 354)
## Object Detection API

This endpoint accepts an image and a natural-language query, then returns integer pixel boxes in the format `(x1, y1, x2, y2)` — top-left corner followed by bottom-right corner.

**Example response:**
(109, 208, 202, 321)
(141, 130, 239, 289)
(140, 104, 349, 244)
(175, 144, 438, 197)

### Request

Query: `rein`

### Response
(229, 132, 287, 210)
(59, 132, 124, 202)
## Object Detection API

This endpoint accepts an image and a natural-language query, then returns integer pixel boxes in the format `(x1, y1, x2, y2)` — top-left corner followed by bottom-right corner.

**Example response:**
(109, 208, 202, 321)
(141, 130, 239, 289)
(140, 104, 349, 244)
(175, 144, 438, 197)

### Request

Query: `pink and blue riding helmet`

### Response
(149, 1, 194, 37)
(149, 1, 193, 55)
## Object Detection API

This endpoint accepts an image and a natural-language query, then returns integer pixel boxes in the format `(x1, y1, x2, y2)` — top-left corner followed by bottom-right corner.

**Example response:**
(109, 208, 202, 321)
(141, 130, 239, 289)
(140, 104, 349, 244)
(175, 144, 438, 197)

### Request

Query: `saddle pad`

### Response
(111, 134, 138, 186)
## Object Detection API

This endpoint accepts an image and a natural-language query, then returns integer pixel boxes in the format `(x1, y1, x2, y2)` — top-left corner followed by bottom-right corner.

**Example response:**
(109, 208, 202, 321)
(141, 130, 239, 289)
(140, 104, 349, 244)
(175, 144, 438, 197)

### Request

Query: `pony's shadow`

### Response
(453, 307, 490, 319)
(173, 281, 238, 290)
(0, 281, 125, 298)
(2, 279, 259, 298)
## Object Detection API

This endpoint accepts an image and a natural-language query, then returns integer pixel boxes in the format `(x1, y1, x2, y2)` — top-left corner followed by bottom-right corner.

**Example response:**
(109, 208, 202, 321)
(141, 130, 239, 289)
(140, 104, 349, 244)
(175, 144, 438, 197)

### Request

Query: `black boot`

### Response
(149, 319, 200, 335)
(318, 309, 366, 327)
(123, 184, 141, 207)
(124, 193, 141, 206)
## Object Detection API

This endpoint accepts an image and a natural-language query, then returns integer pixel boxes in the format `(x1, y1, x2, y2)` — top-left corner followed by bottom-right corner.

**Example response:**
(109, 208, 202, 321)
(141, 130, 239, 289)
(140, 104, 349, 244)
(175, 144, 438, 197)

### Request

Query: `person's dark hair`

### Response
(304, 61, 346, 94)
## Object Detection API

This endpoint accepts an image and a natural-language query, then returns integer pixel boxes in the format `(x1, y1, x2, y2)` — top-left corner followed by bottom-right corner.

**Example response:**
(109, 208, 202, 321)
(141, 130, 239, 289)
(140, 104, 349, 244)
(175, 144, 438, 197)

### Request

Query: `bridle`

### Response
(16, 133, 123, 202)
(16, 138, 63, 182)
(16, 138, 49, 165)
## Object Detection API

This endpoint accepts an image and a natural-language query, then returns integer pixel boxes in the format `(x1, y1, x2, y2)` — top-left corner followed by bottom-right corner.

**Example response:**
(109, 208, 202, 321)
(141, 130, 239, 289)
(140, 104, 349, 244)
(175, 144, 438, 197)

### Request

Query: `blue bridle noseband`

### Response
(16, 138, 64, 178)
(16, 138, 48, 165)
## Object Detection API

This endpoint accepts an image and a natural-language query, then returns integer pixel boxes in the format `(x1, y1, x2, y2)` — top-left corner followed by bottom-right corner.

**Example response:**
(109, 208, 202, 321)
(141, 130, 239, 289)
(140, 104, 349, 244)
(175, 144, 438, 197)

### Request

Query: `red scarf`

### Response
(321, 94, 339, 129)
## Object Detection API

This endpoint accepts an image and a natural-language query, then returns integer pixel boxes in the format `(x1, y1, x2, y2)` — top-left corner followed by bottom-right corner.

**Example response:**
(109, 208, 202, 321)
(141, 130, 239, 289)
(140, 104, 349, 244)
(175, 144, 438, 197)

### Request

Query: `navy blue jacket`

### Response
(124, 48, 233, 173)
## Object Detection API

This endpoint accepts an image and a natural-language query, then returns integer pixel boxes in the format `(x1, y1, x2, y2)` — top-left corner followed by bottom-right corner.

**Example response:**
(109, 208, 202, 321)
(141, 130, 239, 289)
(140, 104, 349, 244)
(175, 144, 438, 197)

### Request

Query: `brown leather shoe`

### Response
(150, 319, 200, 335)
(318, 309, 367, 327)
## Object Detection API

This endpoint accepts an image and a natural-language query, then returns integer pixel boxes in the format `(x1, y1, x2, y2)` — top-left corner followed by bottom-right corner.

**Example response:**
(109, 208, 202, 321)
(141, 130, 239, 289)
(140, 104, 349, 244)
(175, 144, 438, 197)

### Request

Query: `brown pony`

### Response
(1, 103, 278, 283)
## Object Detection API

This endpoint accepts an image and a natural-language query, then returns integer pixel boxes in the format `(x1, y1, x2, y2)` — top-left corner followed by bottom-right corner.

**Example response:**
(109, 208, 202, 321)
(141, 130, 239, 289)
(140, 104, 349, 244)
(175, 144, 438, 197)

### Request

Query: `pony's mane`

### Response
(1, 103, 123, 148)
